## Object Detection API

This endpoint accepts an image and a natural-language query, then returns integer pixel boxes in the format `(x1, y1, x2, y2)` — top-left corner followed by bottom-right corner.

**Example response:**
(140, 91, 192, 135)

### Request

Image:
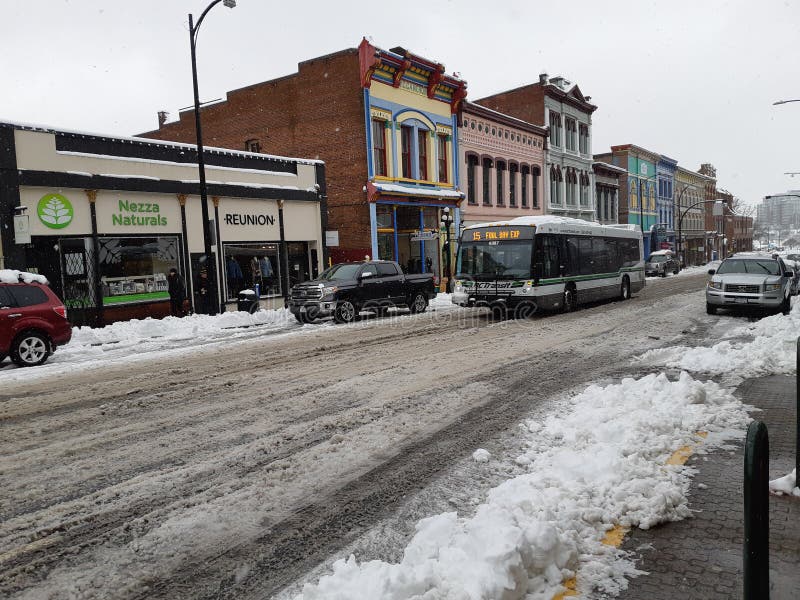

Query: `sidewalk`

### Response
(609, 375, 800, 600)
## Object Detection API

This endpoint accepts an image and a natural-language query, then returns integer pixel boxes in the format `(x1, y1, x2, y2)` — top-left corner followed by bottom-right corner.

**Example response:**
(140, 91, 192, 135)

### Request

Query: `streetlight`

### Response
(441, 207, 454, 292)
(189, 0, 236, 315)
(678, 198, 727, 268)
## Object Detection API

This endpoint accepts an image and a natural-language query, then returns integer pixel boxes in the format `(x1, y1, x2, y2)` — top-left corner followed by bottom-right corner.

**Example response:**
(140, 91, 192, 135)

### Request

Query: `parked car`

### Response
(288, 261, 436, 324)
(645, 250, 680, 277)
(705, 254, 794, 315)
(0, 274, 72, 367)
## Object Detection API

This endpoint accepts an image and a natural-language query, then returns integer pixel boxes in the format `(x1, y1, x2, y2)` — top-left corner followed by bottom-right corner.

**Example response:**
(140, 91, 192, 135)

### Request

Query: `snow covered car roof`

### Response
(0, 269, 49, 284)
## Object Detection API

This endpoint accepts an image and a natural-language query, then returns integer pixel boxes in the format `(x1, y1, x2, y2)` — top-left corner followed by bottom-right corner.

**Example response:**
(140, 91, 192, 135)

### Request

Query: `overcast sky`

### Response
(3, 0, 799, 205)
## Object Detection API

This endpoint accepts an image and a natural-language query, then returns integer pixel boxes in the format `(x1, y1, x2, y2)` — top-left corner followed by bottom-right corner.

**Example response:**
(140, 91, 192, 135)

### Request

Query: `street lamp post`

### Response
(188, 0, 236, 315)
(678, 198, 726, 268)
(441, 207, 454, 292)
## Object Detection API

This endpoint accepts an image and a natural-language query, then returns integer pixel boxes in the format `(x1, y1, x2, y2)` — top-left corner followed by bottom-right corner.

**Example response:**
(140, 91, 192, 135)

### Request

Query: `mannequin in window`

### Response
(226, 256, 243, 297)
(259, 255, 274, 294)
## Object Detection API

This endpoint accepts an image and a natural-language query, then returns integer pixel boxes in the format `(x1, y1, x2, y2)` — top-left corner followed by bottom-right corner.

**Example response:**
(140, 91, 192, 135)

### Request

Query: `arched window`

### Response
(580, 172, 590, 206)
(521, 165, 530, 208)
(509, 163, 518, 207)
(550, 165, 561, 205)
(630, 181, 638, 209)
(466, 155, 478, 205)
(531, 166, 541, 208)
(482, 157, 492, 206)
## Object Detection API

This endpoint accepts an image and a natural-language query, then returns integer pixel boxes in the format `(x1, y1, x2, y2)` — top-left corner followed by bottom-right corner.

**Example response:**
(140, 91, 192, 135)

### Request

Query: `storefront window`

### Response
(223, 243, 281, 299)
(98, 236, 179, 304)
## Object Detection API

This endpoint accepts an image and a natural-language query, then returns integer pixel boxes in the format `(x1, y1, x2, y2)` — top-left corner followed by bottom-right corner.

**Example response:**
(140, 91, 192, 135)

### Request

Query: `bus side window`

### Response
(606, 238, 621, 272)
(578, 238, 593, 275)
(563, 236, 579, 277)
(536, 234, 560, 279)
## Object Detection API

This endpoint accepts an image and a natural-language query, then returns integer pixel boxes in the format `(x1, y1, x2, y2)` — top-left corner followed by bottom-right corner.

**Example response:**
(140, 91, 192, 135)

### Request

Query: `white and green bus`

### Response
(452, 216, 644, 314)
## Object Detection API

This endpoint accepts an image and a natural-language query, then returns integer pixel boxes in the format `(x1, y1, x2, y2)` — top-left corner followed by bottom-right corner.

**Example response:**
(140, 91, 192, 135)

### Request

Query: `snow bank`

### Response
(769, 469, 800, 497)
(294, 372, 748, 600)
(639, 301, 800, 378)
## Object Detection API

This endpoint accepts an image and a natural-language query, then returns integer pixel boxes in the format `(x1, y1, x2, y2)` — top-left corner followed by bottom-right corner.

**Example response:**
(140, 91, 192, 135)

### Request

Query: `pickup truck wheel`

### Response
(706, 302, 717, 315)
(334, 300, 357, 324)
(11, 331, 51, 367)
(409, 292, 428, 314)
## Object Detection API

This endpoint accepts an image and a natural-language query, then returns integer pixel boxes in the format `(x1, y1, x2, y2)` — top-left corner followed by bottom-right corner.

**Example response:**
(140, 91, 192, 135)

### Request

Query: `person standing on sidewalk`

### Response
(196, 269, 211, 315)
(166, 268, 186, 317)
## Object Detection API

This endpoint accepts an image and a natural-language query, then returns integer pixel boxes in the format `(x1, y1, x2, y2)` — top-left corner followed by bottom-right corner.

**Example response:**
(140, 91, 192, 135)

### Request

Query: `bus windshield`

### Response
(456, 240, 532, 280)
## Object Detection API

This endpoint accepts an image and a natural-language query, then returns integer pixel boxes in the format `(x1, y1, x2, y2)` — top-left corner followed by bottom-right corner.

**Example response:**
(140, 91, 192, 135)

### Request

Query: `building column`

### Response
(488, 163, 497, 207)
(84, 189, 104, 327)
(514, 167, 522, 208)
(177, 193, 193, 303)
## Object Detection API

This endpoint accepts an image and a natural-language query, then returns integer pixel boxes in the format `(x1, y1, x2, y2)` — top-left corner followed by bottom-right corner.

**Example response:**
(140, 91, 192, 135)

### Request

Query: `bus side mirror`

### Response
(533, 263, 543, 280)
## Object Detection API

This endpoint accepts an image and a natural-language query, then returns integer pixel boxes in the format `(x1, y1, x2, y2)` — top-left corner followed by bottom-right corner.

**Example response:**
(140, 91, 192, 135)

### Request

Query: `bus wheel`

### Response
(620, 276, 631, 300)
(562, 286, 577, 313)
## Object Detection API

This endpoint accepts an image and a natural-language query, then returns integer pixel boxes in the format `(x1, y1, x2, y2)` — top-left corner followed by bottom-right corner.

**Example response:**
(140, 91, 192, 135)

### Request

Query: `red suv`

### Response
(0, 280, 72, 367)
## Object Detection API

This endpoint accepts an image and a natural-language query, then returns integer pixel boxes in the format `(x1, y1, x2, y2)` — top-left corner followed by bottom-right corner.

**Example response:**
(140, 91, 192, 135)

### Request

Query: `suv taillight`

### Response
(53, 305, 67, 319)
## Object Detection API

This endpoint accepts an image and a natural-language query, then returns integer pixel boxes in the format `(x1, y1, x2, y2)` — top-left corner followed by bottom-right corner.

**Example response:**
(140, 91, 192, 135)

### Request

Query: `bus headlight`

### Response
(523, 280, 533, 293)
(453, 280, 463, 292)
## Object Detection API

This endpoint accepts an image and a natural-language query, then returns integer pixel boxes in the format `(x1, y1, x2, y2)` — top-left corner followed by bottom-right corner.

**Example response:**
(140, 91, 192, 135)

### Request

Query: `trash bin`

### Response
(237, 289, 258, 313)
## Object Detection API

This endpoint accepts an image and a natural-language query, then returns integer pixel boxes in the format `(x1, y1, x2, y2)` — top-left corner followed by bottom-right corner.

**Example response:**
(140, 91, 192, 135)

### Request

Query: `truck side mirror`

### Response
(707, 269, 716, 275)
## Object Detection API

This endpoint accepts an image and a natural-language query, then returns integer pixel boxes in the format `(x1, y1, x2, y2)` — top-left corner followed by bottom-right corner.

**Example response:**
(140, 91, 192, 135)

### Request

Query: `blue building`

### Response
(655, 155, 678, 251)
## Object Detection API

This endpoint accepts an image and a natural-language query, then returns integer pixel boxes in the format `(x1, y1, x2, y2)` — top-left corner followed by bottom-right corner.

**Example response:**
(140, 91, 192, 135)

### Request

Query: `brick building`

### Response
(458, 101, 547, 227)
(142, 39, 467, 283)
(476, 74, 598, 222)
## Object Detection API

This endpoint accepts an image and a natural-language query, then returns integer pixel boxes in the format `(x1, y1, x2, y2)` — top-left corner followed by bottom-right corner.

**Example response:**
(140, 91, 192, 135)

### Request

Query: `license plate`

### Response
(734, 297, 747, 303)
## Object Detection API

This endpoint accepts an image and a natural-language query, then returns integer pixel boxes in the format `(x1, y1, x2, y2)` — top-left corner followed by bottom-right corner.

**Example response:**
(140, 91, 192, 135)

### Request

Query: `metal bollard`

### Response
(743, 420, 770, 600)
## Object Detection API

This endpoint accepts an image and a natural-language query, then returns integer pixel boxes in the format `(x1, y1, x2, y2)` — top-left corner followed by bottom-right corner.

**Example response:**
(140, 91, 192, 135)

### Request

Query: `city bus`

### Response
(452, 216, 644, 315)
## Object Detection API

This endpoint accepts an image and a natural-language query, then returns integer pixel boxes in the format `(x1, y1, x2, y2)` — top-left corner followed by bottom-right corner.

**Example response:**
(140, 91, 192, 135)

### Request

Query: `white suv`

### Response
(706, 254, 793, 315)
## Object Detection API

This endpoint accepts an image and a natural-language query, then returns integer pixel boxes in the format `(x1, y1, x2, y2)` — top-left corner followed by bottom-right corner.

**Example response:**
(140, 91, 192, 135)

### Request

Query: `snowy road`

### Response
(1, 273, 735, 599)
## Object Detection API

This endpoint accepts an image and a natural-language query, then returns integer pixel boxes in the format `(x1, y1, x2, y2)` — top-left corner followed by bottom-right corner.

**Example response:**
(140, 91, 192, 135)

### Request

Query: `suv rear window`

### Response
(4, 285, 49, 307)
(377, 263, 398, 276)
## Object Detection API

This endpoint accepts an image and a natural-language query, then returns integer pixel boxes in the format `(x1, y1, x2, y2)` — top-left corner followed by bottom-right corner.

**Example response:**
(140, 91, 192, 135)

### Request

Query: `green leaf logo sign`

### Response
(37, 193, 74, 229)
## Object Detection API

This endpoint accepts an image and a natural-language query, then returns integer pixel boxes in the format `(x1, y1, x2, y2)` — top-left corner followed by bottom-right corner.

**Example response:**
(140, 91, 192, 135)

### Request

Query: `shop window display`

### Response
(98, 237, 180, 304)
(223, 244, 281, 299)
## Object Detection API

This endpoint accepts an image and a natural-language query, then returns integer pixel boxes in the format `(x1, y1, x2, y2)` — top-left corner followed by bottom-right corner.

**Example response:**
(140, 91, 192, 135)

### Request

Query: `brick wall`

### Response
(141, 48, 372, 260)
(476, 84, 546, 126)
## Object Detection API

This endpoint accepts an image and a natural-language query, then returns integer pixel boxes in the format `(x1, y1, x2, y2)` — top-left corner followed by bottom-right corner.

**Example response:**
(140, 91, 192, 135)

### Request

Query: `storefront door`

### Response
(59, 237, 98, 327)
(287, 242, 310, 288)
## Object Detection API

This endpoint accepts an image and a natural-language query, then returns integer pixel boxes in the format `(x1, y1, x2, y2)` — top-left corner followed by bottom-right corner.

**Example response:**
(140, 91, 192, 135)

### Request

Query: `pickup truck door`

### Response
(358, 264, 382, 303)
(377, 262, 404, 303)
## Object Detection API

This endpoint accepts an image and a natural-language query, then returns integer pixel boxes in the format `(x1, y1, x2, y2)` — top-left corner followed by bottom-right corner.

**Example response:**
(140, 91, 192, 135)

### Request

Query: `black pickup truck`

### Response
(289, 261, 436, 323)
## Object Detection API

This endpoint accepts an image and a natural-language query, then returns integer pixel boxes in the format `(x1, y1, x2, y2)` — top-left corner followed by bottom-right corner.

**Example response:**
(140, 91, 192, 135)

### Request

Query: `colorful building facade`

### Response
(457, 101, 547, 227)
(674, 166, 714, 266)
(595, 144, 659, 256)
(360, 40, 467, 279)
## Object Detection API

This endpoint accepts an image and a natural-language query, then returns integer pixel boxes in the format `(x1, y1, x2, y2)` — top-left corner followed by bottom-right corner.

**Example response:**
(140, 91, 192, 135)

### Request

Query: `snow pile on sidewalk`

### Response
(293, 372, 748, 600)
(69, 308, 294, 349)
(639, 303, 800, 379)
(770, 469, 800, 497)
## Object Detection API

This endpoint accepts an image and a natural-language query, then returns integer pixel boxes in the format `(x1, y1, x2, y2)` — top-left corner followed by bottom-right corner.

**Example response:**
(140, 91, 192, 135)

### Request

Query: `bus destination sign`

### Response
(467, 227, 535, 242)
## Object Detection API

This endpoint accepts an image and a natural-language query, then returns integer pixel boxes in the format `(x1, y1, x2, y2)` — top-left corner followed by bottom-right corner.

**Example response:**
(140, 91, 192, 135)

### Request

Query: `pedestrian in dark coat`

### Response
(196, 269, 211, 314)
(167, 268, 186, 317)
